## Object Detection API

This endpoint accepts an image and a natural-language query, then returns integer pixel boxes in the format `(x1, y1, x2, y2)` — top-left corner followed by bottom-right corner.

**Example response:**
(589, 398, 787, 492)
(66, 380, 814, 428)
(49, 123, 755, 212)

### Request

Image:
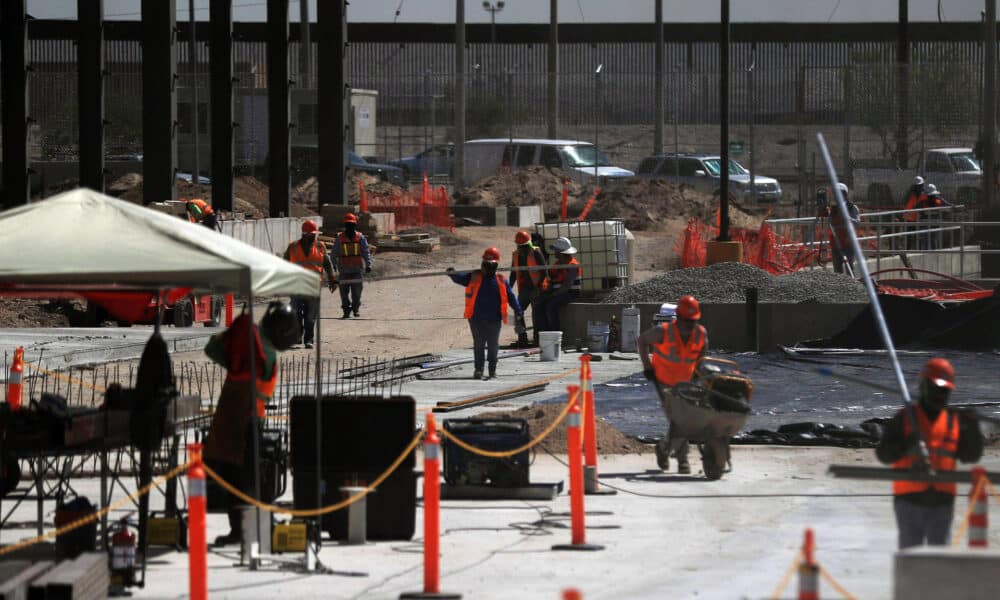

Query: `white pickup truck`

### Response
(852, 147, 982, 206)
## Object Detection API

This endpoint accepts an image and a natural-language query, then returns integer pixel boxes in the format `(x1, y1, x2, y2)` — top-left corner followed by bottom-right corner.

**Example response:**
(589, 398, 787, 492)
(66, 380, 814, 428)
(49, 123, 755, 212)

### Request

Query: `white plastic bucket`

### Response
(539, 331, 563, 362)
(587, 321, 610, 353)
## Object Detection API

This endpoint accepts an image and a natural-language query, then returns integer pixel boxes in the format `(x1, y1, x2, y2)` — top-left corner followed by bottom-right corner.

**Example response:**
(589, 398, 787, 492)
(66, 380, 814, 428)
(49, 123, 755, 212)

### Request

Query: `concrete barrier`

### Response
(453, 205, 543, 227)
(894, 547, 1000, 600)
(560, 301, 868, 352)
(220, 217, 311, 255)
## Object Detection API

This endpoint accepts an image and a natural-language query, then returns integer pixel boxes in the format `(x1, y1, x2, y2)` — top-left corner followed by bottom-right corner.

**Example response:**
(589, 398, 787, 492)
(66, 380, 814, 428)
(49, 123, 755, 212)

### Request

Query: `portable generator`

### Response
(272, 519, 312, 554)
(147, 511, 186, 547)
(442, 418, 530, 488)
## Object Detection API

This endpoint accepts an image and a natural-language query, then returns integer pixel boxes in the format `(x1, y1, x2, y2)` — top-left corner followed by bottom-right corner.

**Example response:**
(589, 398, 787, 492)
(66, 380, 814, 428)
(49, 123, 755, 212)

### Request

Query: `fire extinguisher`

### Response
(110, 518, 136, 585)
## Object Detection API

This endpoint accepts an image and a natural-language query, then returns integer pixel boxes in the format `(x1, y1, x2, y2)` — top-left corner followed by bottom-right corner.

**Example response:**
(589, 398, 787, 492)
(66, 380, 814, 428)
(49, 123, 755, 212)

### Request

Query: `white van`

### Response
(462, 138, 634, 185)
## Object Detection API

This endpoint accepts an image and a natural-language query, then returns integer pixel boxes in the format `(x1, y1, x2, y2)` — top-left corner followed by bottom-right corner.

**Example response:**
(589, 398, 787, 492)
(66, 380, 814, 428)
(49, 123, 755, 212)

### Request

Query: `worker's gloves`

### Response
(643, 367, 656, 381)
(365, 266, 372, 274)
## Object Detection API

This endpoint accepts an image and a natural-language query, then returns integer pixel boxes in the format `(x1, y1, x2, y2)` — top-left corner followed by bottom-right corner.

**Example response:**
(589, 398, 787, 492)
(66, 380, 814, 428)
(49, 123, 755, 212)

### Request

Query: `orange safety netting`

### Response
(674, 220, 822, 274)
(364, 173, 455, 230)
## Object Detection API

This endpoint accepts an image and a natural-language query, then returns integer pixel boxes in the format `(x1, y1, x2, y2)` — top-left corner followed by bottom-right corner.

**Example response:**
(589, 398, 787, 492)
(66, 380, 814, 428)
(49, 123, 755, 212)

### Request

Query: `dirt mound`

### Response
(452, 167, 584, 218)
(293, 171, 408, 208)
(104, 173, 312, 218)
(0, 299, 77, 328)
(476, 402, 647, 455)
(581, 179, 763, 232)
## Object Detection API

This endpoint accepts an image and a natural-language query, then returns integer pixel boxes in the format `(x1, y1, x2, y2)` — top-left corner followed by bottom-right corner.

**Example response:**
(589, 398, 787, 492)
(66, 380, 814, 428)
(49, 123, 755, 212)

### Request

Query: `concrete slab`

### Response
(2, 448, 995, 599)
(894, 547, 1000, 600)
(0, 327, 219, 375)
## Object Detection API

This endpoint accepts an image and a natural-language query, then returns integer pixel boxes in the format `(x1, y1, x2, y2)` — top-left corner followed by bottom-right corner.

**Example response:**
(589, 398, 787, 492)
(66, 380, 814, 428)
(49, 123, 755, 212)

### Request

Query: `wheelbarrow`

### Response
(655, 358, 753, 480)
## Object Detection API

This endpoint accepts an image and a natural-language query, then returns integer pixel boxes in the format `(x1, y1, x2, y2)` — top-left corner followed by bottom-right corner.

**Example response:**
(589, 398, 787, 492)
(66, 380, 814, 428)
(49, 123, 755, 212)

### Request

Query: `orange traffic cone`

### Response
(6, 346, 24, 410)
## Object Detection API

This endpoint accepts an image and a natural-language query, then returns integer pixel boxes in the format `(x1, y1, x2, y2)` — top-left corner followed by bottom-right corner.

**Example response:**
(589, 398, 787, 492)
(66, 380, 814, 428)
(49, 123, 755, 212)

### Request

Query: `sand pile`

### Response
(452, 167, 584, 218)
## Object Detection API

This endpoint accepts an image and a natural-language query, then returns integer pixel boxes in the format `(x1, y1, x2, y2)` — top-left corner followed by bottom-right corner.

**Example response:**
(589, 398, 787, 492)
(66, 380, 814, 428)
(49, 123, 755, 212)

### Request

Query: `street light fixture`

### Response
(483, 1, 505, 44)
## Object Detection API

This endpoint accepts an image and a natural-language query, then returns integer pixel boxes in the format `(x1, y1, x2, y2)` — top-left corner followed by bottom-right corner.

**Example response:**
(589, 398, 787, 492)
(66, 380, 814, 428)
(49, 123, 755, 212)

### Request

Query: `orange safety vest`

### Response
(892, 407, 960, 496)
(187, 198, 214, 222)
(903, 192, 926, 222)
(227, 362, 278, 418)
(650, 321, 707, 386)
(337, 231, 364, 269)
(512, 247, 547, 292)
(287, 240, 327, 275)
(549, 257, 582, 290)
(464, 272, 510, 324)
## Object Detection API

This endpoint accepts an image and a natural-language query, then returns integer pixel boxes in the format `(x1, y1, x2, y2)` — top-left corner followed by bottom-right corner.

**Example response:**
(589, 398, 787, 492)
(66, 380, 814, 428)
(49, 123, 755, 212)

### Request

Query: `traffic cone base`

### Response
(551, 542, 605, 552)
(399, 593, 463, 599)
(584, 466, 618, 496)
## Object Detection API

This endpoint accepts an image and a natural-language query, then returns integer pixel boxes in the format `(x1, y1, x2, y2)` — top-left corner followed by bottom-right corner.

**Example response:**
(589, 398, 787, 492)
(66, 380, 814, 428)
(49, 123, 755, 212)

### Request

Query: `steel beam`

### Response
(654, 0, 663, 155)
(718, 0, 730, 241)
(830, 464, 1000, 484)
(546, 0, 558, 139)
(1, 0, 29, 208)
(210, 0, 234, 212)
(141, 0, 178, 204)
(318, 0, 348, 206)
(454, 0, 467, 188)
(267, 0, 290, 217)
(78, 0, 105, 193)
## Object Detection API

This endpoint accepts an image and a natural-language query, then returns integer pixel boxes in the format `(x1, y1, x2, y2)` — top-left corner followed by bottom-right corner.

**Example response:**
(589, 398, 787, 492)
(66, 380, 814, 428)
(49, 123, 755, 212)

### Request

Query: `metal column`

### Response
(896, 0, 910, 169)
(654, 0, 664, 155)
(718, 0, 730, 241)
(454, 0, 467, 188)
(546, 0, 558, 139)
(1, 0, 29, 208)
(141, 0, 178, 205)
(267, 0, 291, 217)
(984, 0, 996, 209)
(210, 0, 234, 211)
(78, 0, 105, 193)
(318, 0, 348, 206)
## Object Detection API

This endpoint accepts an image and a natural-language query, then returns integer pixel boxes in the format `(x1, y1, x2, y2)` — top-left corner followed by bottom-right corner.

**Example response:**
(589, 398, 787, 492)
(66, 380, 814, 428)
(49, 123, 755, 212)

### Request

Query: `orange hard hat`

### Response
(302, 220, 319, 234)
(482, 247, 501, 262)
(343, 213, 358, 224)
(921, 357, 955, 389)
(677, 295, 701, 320)
(515, 230, 531, 245)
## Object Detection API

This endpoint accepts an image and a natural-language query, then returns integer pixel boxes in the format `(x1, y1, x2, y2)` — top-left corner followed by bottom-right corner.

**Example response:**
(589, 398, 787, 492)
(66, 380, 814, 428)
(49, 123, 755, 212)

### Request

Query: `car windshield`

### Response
(348, 152, 366, 165)
(702, 159, 749, 176)
(949, 152, 981, 172)
(561, 145, 613, 168)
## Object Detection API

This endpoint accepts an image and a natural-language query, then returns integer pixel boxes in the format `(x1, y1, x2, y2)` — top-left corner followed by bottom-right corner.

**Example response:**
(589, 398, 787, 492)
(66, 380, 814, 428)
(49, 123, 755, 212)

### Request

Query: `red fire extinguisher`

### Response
(110, 519, 136, 585)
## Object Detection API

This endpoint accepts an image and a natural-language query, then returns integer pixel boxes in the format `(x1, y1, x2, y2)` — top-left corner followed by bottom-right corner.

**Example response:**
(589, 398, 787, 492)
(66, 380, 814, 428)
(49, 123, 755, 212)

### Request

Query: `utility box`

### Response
(350, 89, 378, 159)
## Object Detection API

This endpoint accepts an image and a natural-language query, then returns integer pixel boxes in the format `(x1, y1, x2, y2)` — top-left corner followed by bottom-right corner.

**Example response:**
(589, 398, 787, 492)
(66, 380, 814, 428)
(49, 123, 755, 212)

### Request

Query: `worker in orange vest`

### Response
(510, 230, 548, 347)
(203, 301, 299, 545)
(638, 295, 708, 475)
(876, 358, 982, 549)
(447, 247, 523, 380)
(901, 176, 927, 222)
(818, 183, 860, 275)
(533, 237, 582, 335)
(283, 220, 337, 348)
(331, 213, 372, 319)
(185, 198, 219, 231)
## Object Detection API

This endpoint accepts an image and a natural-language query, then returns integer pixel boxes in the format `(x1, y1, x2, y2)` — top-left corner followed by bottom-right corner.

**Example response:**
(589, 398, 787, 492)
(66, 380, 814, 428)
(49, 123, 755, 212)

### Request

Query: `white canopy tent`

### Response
(0, 188, 319, 297)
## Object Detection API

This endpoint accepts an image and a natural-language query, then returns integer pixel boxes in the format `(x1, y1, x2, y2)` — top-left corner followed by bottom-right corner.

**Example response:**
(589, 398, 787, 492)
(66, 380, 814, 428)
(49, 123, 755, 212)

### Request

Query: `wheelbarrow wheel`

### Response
(701, 443, 724, 481)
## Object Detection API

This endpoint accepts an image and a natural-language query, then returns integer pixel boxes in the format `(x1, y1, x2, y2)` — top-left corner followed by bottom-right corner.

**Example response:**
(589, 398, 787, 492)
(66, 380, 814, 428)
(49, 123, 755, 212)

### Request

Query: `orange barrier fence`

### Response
(365, 172, 455, 230)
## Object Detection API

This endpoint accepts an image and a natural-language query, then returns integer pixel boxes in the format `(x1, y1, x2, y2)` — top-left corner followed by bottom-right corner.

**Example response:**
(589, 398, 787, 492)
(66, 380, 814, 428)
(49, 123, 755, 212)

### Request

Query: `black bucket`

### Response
(53, 497, 97, 559)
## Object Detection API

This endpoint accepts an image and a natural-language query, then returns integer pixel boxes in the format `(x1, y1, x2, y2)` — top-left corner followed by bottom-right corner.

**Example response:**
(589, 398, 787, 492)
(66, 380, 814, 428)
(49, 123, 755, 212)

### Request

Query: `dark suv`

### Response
(635, 153, 783, 203)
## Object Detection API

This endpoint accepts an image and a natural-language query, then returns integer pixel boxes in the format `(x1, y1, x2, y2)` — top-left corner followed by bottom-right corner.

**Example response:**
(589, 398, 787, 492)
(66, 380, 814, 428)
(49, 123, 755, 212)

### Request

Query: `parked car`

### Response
(852, 147, 981, 206)
(635, 153, 783, 203)
(348, 152, 407, 187)
(463, 138, 634, 185)
(388, 143, 455, 179)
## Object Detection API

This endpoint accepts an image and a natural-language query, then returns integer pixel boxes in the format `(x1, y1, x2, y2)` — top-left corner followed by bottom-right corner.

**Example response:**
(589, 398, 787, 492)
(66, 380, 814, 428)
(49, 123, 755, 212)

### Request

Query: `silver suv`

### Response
(635, 153, 783, 203)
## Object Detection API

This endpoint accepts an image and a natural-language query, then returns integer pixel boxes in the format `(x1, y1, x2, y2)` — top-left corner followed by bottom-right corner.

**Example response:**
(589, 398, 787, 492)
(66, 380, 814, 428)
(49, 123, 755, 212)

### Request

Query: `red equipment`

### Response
(84, 290, 223, 328)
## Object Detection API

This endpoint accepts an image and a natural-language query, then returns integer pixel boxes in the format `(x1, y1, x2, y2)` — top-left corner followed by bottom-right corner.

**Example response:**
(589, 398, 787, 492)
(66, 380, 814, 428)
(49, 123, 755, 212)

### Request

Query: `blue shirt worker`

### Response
(448, 247, 523, 381)
(331, 213, 373, 319)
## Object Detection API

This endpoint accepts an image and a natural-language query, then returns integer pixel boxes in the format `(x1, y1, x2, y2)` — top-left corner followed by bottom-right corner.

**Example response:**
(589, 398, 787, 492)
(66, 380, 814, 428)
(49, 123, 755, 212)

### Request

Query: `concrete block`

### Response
(894, 547, 1000, 600)
(508, 205, 543, 227)
(453, 206, 506, 226)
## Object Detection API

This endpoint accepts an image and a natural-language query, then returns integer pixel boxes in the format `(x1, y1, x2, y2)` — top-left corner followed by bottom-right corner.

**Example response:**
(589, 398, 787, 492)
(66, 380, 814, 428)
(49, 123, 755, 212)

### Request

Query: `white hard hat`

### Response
(914, 176, 925, 185)
(658, 303, 677, 319)
(549, 236, 577, 255)
(925, 183, 939, 195)
(836, 182, 849, 196)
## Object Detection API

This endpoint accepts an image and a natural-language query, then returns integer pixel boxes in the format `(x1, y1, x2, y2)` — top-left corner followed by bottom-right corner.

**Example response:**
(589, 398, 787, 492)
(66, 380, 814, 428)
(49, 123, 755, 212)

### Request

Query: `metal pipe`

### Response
(816, 132, 930, 467)
(718, 0, 730, 241)
(654, 0, 663, 155)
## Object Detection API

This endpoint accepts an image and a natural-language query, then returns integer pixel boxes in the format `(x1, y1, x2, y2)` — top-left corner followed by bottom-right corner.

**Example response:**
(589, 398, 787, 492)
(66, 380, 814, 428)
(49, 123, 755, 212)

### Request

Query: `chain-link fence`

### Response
(16, 37, 999, 211)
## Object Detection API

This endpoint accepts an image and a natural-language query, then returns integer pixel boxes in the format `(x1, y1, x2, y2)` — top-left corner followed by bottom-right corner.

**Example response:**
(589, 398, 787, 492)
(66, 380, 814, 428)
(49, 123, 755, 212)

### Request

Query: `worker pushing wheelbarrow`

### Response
(639, 296, 753, 480)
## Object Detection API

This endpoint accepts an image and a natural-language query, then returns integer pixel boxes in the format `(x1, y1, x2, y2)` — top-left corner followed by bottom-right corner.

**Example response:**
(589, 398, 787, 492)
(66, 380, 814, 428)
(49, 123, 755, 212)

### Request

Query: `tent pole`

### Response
(313, 291, 323, 552)
(247, 283, 263, 567)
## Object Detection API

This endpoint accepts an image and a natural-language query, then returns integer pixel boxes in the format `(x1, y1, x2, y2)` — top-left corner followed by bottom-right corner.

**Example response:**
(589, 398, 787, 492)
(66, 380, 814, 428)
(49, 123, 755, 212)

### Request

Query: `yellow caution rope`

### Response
(24, 362, 107, 394)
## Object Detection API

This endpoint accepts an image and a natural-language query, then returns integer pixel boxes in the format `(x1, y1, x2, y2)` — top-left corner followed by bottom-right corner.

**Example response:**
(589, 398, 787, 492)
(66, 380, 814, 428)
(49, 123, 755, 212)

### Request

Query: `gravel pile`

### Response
(602, 263, 869, 304)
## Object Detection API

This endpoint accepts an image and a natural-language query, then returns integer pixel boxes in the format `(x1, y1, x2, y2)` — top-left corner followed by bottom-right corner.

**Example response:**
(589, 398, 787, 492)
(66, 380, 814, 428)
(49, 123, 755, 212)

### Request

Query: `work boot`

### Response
(655, 440, 670, 471)
(305, 342, 314, 349)
(677, 456, 691, 475)
(342, 310, 351, 319)
(489, 368, 497, 379)
(353, 309, 360, 317)
(472, 370, 483, 380)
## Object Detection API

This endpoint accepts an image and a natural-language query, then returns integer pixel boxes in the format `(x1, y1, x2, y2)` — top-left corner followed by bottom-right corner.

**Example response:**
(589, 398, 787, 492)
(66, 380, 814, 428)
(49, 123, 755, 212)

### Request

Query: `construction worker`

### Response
(901, 176, 927, 221)
(819, 183, 861, 275)
(331, 213, 372, 319)
(533, 237, 582, 334)
(185, 198, 219, 231)
(638, 295, 708, 475)
(203, 301, 300, 546)
(917, 185, 951, 249)
(876, 358, 983, 549)
(510, 230, 548, 347)
(283, 220, 337, 348)
(447, 247, 523, 380)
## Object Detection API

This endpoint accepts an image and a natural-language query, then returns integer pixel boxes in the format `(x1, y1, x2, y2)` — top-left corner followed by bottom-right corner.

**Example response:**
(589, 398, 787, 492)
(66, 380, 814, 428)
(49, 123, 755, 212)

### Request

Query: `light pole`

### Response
(483, 1, 505, 44)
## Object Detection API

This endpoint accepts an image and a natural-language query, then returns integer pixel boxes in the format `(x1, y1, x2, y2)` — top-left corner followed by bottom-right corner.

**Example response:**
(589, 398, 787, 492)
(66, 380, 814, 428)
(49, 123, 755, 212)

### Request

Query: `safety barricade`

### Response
(365, 172, 455, 230)
(769, 528, 858, 600)
(579, 355, 615, 496)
